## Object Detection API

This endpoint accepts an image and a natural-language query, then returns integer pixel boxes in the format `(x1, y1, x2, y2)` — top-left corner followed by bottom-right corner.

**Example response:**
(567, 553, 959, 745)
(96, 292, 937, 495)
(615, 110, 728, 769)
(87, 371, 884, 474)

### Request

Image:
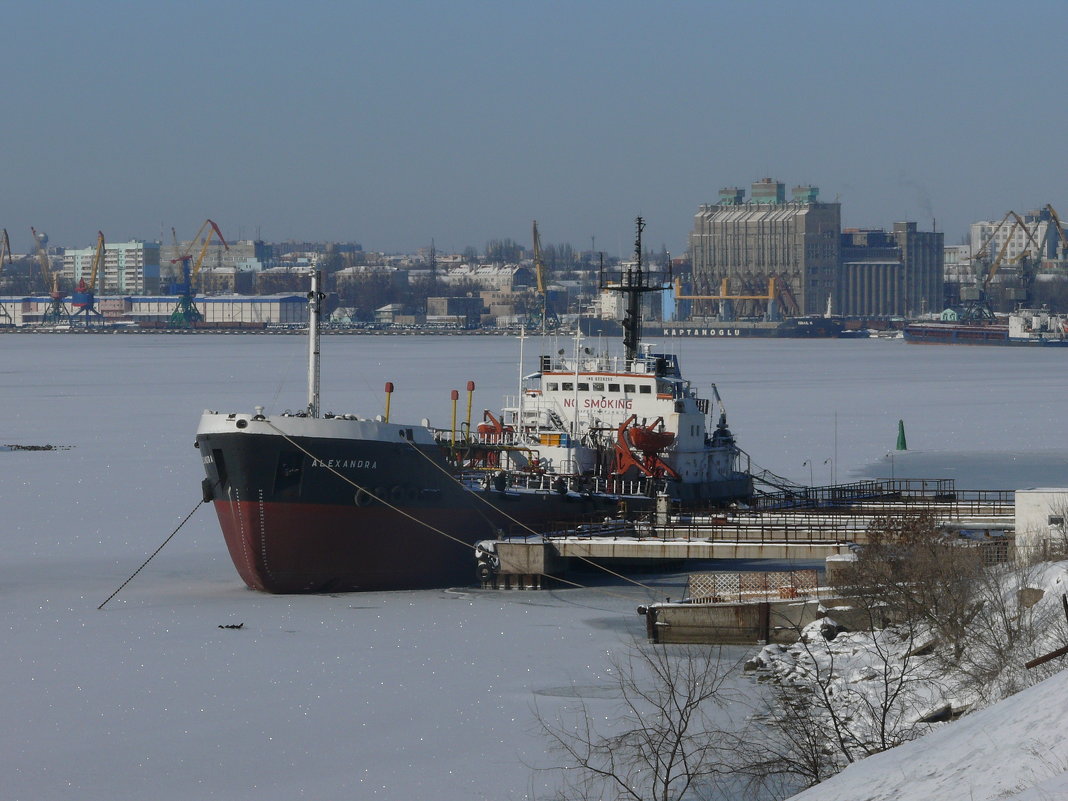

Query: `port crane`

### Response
(525, 220, 559, 333)
(169, 219, 228, 327)
(31, 227, 70, 326)
(0, 229, 13, 325)
(71, 231, 106, 326)
(960, 213, 1042, 320)
(1044, 204, 1068, 260)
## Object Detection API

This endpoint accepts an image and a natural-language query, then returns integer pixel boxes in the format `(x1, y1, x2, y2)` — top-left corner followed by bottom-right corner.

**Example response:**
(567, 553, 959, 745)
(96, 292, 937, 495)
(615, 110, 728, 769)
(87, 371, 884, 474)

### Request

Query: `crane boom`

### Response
(31, 226, 70, 326)
(1009, 210, 1043, 255)
(89, 231, 105, 292)
(972, 211, 1013, 264)
(532, 220, 546, 295)
(527, 220, 558, 333)
(983, 220, 1019, 291)
(191, 218, 229, 283)
(0, 229, 11, 267)
(30, 227, 59, 295)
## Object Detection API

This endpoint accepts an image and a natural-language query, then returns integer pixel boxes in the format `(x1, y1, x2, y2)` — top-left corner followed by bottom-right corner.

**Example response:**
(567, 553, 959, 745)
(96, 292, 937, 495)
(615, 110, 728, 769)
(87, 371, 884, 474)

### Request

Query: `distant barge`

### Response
(905, 310, 1068, 346)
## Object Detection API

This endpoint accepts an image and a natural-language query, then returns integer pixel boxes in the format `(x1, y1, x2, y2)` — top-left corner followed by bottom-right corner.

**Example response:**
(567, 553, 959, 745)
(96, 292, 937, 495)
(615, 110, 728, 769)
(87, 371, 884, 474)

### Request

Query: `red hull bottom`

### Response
(213, 499, 502, 592)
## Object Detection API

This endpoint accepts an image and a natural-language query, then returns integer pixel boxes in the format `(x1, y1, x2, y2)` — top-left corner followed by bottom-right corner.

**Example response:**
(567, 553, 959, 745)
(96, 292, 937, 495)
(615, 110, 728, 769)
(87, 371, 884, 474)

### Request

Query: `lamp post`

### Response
(824, 457, 834, 485)
(802, 459, 814, 486)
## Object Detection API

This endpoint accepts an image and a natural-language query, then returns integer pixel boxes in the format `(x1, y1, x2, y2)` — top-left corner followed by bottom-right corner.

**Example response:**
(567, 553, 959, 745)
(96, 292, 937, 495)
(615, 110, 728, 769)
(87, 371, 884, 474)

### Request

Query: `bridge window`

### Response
(640, 385, 652, 394)
(546, 382, 559, 391)
(592, 382, 605, 392)
(608, 383, 620, 392)
(562, 382, 573, 391)
(577, 382, 589, 391)
(624, 384, 636, 393)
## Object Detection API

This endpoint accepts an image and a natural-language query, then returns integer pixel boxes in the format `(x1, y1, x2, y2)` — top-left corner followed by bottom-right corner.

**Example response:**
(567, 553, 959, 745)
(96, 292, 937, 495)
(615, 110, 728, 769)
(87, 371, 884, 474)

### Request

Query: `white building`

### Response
(1014, 488, 1068, 563)
(970, 210, 1060, 265)
(62, 240, 161, 294)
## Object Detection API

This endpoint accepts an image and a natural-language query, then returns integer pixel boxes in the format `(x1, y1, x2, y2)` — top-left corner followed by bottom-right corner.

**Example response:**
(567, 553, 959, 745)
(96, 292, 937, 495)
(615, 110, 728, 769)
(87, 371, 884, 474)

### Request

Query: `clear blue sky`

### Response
(3, 0, 1065, 256)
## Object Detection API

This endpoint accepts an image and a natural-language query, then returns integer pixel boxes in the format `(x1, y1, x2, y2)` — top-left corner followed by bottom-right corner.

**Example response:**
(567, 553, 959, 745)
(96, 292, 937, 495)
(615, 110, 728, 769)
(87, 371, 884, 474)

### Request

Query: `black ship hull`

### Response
(197, 422, 750, 592)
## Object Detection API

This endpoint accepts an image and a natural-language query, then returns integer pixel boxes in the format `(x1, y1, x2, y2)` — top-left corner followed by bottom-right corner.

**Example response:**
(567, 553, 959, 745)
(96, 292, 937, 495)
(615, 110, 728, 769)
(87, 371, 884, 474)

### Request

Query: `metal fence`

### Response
(686, 569, 821, 603)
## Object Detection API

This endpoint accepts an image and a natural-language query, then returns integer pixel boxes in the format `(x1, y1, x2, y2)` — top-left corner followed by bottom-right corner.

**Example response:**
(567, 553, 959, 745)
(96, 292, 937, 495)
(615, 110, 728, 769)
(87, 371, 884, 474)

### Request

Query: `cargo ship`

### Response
(903, 309, 1068, 346)
(195, 220, 753, 592)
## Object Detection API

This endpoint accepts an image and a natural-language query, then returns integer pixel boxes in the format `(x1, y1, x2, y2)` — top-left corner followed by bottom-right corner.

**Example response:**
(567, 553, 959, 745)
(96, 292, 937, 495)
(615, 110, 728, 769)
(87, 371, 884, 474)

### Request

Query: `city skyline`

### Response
(2, 1, 1064, 256)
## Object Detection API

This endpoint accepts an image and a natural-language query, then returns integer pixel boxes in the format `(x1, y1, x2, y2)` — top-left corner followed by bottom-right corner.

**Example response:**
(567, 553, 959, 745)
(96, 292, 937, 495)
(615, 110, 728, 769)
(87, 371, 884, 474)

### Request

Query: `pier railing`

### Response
(751, 479, 1015, 517)
(501, 482, 1015, 547)
(686, 570, 822, 603)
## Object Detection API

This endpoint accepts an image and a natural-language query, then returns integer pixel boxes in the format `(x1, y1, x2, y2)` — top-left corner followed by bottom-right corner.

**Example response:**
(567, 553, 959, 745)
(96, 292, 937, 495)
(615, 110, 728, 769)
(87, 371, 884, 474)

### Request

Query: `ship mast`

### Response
(307, 270, 324, 418)
(602, 217, 666, 364)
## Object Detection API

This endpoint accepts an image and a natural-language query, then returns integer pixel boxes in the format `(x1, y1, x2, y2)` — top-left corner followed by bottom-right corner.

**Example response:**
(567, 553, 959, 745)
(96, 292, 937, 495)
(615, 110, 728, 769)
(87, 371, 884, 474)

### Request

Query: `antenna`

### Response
(600, 217, 666, 363)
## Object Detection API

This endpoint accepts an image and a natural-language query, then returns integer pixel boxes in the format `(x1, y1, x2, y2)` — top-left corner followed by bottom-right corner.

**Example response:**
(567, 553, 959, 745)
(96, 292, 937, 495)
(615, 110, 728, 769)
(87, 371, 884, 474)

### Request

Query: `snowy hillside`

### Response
(787, 664, 1068, 801)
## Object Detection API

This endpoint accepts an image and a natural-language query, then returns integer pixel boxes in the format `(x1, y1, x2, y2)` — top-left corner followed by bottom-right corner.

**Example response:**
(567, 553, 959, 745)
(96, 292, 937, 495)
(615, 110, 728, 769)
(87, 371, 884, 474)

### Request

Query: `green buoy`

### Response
(896, 419, 908, 451)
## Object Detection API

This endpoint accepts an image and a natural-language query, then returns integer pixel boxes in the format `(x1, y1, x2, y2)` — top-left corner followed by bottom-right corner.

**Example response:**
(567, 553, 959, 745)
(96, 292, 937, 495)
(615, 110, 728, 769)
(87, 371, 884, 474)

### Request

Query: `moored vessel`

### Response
(904, 309, 1068, 346)
(195, 220, 754, 592)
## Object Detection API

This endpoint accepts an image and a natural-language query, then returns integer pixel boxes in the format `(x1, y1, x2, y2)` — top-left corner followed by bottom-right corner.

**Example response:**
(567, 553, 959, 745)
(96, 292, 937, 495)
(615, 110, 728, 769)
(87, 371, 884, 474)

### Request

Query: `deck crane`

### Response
(169, 219, 228, 327)
(31, 227, 70, 326)
(71, 231, 106, 326)
(525, 220, 559, 333)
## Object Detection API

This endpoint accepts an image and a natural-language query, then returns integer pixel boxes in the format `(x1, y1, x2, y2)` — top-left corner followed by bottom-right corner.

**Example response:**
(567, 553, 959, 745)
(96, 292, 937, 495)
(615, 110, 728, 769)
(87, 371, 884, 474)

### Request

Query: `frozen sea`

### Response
(2, 332, 1066, 800)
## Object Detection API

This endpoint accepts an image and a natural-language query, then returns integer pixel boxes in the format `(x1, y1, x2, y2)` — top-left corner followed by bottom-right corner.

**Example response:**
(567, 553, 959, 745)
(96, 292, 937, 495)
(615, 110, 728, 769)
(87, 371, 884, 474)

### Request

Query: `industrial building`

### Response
(839, 223, 944, 317)
(0, 293, 308, 328)
(426, 296, 484, 328)
(689, 179, 840, 316)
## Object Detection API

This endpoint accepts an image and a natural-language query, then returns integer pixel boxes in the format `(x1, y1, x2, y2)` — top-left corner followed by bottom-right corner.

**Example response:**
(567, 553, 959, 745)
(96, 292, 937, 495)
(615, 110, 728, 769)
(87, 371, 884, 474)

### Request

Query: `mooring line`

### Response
(403, 439, 660, 594)
(97, 499, 206, 610)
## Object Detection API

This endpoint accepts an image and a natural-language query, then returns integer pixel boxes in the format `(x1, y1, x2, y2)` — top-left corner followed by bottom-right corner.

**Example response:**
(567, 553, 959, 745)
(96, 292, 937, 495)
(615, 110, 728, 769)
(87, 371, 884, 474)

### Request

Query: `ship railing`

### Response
(465, 470, 654, 499)
(432, 428, 525, 449)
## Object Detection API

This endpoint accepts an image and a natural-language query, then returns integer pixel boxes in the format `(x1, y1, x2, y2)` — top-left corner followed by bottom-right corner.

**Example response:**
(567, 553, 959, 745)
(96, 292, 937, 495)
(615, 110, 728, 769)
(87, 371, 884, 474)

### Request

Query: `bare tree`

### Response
(739, 595, 940, 796)
(533, 643, 741, 801)
(848, 513, 985, 659)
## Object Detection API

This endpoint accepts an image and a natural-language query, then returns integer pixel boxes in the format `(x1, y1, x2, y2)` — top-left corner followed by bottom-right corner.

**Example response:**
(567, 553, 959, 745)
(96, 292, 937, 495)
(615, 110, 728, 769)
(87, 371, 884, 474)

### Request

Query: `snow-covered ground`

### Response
(2, 333, 1067, 800)
(785, 653, 1068, 801)
(749, 559, 1068, 801)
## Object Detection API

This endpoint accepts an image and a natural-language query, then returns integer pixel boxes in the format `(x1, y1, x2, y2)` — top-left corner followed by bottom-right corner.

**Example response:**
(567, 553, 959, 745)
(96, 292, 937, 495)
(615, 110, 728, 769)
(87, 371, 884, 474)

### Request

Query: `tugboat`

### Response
(195, 219, 753, 592)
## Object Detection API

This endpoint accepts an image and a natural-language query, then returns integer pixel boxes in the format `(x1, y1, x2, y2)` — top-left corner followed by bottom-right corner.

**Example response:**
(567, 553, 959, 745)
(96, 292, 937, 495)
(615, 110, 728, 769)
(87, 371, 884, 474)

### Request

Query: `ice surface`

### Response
(1, 333, 1066, 799)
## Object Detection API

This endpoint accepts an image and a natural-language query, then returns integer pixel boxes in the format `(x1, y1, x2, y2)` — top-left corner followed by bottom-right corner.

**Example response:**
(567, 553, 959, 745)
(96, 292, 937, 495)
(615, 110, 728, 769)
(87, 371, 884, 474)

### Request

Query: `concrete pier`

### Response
(476, 482, 1016, 590)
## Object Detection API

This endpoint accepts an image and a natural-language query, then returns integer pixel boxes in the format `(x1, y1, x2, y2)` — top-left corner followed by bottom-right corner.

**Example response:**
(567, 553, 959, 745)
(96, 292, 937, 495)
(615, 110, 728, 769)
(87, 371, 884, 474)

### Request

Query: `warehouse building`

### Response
(0, 294, 307, 327)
